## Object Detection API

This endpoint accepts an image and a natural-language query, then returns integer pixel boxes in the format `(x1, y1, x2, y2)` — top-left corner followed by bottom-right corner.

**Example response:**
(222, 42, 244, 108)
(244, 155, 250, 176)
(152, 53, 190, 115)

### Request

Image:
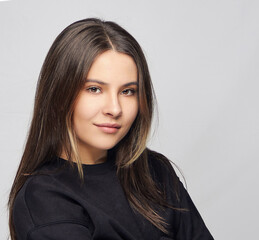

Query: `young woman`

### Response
(8, 18, 214, 240)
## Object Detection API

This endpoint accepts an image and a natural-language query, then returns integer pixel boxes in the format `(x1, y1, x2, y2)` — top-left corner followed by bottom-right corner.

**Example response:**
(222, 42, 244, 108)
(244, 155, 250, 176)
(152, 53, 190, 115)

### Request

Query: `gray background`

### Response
(1, 0, 258, 239)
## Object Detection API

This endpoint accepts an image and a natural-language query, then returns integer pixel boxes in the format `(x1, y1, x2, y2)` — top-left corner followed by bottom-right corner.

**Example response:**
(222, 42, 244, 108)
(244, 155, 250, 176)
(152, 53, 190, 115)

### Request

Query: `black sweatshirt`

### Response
(13, 150, 214, 240)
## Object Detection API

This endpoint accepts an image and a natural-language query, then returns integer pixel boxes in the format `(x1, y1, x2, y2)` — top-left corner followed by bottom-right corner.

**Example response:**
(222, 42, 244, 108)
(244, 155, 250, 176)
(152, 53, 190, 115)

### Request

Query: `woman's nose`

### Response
(103, 93, 122, 118)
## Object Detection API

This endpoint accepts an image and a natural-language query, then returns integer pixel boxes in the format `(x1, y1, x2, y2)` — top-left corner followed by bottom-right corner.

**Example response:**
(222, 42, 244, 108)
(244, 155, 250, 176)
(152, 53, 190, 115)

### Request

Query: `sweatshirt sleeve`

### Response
(26, 222, 92, 240)
(175, 180, 214, 240)
(13, 175, 93, 240)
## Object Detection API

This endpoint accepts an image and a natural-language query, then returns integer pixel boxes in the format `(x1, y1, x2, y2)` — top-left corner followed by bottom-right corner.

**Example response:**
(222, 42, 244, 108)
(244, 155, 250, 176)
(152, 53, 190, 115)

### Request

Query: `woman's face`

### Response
(72, 50, 139, 159)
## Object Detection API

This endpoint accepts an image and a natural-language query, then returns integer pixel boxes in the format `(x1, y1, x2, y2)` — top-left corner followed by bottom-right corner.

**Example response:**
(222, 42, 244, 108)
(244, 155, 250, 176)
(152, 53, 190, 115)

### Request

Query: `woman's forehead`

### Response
(86, 50, 138, 85)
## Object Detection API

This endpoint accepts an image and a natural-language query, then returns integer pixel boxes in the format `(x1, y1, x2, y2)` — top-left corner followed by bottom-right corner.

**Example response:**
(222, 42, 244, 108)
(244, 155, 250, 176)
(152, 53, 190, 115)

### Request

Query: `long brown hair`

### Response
(8, 17, 182, 239)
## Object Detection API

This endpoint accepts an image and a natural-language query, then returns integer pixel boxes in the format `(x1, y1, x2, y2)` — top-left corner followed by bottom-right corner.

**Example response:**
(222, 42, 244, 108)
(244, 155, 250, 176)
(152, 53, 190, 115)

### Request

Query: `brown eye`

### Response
(86, 86, 101, 93)
(122, 89, 136, 96)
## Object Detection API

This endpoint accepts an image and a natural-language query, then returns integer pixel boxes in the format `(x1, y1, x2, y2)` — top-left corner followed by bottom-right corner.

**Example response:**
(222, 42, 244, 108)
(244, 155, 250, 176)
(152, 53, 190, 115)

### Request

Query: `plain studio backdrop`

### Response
(1, 0, 258, 239)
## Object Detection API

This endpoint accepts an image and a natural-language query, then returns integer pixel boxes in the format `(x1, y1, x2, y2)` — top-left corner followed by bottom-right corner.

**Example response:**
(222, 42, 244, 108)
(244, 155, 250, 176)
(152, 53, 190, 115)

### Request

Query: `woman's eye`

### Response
(122, 89, 136, 96)
(86, 86, 101, 93)
(86, 87, 137, 96)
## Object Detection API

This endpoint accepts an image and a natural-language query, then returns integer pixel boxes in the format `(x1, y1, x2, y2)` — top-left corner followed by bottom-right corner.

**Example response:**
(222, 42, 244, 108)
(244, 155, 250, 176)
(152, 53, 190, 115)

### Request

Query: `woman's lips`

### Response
(94, 124, 120, 133)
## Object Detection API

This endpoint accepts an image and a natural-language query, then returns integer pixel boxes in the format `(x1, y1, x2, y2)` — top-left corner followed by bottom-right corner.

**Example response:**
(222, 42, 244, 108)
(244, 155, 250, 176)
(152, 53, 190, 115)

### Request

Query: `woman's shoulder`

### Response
(146, 148, 179, 180)
(14, 174, 76, 218)
(13, 159, 73, 211)
(13, 168, 88, 235)
(146, 148, 181, 195)
(12, 171, 92, 239)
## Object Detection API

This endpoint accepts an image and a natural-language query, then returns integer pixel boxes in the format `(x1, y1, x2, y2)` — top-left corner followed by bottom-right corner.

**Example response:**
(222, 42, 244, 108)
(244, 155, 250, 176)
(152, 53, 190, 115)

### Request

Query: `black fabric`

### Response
(13, 150, 214, 240)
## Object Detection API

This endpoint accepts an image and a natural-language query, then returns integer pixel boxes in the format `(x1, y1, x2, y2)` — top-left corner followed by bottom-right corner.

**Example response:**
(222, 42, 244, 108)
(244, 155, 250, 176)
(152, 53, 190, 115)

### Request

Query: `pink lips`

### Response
(94, 123, 121, 133)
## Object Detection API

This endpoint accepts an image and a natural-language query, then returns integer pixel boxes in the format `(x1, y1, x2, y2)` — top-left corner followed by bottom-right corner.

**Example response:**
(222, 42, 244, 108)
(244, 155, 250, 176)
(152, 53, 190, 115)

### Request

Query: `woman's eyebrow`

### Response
(85, 79, 139, 87)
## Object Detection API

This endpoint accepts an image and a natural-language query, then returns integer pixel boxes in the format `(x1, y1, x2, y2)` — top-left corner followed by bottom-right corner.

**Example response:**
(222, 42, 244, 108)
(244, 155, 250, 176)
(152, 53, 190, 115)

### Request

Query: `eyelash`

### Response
(86, 86, 137, 96)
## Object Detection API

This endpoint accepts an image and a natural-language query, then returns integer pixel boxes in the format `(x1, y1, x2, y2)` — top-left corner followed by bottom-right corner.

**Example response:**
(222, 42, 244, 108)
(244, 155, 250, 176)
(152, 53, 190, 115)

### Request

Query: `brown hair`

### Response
(8, 17, 183, 239)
